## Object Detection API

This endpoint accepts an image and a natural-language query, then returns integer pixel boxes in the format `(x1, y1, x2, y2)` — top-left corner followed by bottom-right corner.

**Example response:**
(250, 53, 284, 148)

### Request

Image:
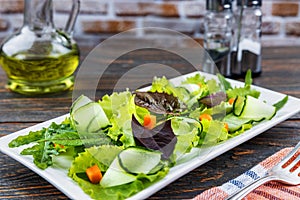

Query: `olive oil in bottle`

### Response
(0, 0, 80, 95)
(0, 35, 80, 95)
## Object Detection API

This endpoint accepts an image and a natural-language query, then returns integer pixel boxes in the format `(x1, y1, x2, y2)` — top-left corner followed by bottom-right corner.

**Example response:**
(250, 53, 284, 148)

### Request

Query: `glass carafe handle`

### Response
(64, 0, 80, 34)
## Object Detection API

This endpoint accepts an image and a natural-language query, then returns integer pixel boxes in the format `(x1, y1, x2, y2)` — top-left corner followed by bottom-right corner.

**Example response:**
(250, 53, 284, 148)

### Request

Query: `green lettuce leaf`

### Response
(171, 118, 199, 159)
(99, 91, 136, 148)
(150, 76, 190, 103)
(226, 70, 260, 99)
(198, 119, 228, 146)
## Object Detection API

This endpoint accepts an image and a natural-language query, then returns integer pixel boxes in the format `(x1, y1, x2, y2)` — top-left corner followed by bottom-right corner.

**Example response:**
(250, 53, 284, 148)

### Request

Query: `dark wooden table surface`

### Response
(0, 44, 300, 200)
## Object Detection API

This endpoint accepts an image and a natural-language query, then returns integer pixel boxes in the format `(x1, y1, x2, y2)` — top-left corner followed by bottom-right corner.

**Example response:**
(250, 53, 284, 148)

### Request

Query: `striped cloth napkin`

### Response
(193, 147, 300, 200)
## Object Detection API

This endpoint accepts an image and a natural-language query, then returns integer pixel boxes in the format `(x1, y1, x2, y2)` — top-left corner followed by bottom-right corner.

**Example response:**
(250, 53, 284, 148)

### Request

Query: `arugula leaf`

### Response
(21, 142, 58, 169)
(9, 129, 44, 148)
(50, 131, 112, 147)
(9, 118, 73, 148)
(9, 119, 84, 169)
(20, 126, 59, 169)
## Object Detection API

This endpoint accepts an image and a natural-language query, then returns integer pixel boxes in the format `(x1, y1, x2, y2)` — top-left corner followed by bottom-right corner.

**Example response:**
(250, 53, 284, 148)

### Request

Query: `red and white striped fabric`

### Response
(193, 147, 300, 200)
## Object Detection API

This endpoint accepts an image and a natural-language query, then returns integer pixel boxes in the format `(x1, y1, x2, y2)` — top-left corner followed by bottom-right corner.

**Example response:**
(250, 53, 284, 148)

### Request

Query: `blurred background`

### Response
(0, 0, 299, 48)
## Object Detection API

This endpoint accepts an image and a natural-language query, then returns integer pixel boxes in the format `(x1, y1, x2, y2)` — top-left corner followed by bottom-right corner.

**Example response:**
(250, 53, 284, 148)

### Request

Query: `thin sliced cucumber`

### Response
(180, 83, 200, 93)
(224, 113, 253, 132)
(233, 96, 246, 116)
(71, 95, 92, 113)
(100, 158, 136, 188)
(118, 147, 161, 174)
(71, 102, 110, 133)
(239, 95, 276, 120)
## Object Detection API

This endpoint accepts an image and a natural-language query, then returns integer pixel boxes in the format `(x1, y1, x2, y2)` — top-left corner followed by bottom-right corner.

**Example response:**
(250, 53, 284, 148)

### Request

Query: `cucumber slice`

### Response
(224, 113, 253, 132)
(72, 102, 110, 133)
(100, 158, 136, 188)
(71, 95, 92, 113)
(118, 147, 161, 174)
(180, 83, 200, 93)
(239, 95, 276, 120)
(233, 96, 246, 116)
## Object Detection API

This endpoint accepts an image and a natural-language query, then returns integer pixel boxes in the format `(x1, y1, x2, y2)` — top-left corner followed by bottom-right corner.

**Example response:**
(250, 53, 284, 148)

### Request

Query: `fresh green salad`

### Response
(9, 71, 288, 200)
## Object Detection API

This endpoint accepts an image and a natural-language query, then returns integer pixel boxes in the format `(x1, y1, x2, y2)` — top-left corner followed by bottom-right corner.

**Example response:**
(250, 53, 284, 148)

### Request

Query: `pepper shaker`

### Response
(204, 0, 234, 77)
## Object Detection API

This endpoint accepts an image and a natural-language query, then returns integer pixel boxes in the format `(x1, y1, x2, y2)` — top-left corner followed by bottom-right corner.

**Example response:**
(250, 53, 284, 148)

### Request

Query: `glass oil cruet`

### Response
(0, 0, 80, 95)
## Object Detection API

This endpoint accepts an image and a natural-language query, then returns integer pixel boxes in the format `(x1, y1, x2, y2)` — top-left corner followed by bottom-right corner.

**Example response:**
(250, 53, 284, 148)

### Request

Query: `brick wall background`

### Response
(0, 0, 299, 47)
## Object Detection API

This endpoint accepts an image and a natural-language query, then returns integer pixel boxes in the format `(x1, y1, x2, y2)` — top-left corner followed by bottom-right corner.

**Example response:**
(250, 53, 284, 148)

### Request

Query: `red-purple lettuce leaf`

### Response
(134, 92, 182, 115)
(199, 91, 227, 107)
(131, 115, 177, 160)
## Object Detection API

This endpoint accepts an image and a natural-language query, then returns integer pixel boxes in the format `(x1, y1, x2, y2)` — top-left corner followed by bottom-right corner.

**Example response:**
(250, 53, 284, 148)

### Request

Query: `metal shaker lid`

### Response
(237, 0, 262, 7)
(206, 0, 232, 11)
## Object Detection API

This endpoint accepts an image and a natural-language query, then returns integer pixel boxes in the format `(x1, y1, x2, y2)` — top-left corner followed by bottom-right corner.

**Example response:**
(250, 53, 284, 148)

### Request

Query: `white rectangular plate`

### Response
(1, 71, 300, 200)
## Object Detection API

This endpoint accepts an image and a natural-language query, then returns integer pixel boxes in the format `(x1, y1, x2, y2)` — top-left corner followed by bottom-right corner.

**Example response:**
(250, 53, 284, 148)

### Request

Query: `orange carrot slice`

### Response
(143, 114, 156, 129)
(86, 164, 102, 184)
(228, 97, 235, 105)
(199, 113, 212, 121)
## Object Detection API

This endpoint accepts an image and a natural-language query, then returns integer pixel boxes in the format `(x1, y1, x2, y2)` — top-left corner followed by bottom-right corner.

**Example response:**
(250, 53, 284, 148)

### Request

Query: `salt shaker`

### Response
(204, 0, 234, 77)
(232, 0, 262, 77)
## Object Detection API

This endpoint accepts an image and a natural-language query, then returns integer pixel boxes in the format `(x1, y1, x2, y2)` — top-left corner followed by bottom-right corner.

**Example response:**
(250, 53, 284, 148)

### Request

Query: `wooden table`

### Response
(0, 44, 300, 199)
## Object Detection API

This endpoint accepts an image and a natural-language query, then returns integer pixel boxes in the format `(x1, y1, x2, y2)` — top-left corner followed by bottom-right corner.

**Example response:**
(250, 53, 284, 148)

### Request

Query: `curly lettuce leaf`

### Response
(69, 145, 122, 175)
(99, 91, 136, 148)
(150, 76, 190, 103)
(171, 118, 199, 159)
(198, 119, 228, 146)
(182, 73, 221, 94)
